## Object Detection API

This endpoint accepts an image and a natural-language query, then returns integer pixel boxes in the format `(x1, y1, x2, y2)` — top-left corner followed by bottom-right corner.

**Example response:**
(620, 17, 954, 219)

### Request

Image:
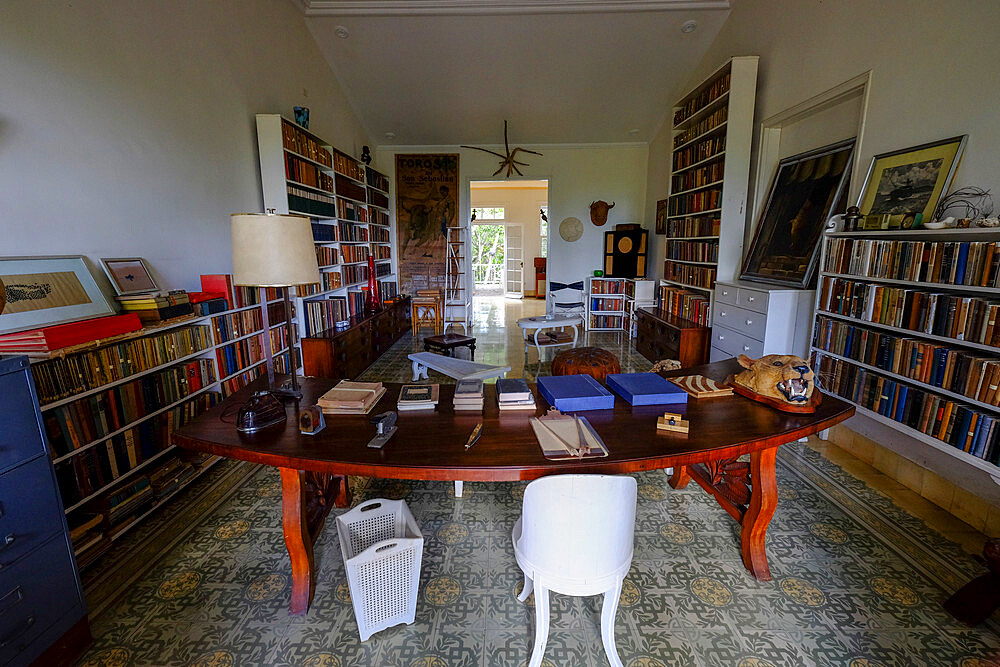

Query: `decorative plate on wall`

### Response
(559, 217, 583, 242)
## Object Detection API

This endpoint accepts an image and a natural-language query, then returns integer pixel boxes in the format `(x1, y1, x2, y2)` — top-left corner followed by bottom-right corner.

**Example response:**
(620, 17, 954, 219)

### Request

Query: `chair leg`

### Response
(517, 572, 533, 602)
(600, 579, 625, 667)
(528, 584, 550, 667)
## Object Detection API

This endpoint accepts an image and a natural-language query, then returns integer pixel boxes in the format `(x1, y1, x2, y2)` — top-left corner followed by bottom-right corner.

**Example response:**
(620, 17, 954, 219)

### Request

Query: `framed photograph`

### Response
(101, 257, 158, 295)
(655, 199, 667, 235)
(741, 138, 856, 288)
(857, 135, 967, 228)
(0, 256, 115, 335)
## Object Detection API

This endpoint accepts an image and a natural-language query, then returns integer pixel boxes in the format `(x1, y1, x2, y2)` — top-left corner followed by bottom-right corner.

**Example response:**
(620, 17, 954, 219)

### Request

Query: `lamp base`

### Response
(271, 382, 303, 400)
(236, 391, 287, 434)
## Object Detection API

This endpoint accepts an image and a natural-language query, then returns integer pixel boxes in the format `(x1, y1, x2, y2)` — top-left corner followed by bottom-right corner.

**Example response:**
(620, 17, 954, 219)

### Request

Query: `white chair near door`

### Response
(512, 474, 637, 667)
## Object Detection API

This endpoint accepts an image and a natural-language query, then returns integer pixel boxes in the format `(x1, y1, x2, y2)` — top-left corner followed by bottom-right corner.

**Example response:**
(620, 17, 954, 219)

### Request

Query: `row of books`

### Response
(297, 271, 343, 296)
(589, 314, 624, 329)
(341, 244, 370, 263)
(590, 279, 625, 294)
(32, 325, 212, 404)
(373, 244, 392, 260)
(368, 188, 389, 209)
(282, 119, 333, 168)
(345, 290, 367, 317)
(813, 354, 1000, 464)
(333, 150, 365, 182)
(375, 263, 393, 279)
(674, 106, 727, 150)
(671, 160, 725, 193)
(285, 154, 334, 193)
(817, 277, 1000, 347)
(658, 286, 711, 326)
(335, 173, 368, 203)
(215, 328, 288, 378)
(663, 263, 716, 290)
(289, 185, 337, 218)
(366, 166, 389, 193)
(370, 208, 390, 227)
(312, 222, 339, 243)
(44, 359, 216, 457)
(669, 186, 723, 216)
(316, 245, 338, 266)
(665, 239, 719, 263)
(823, 238, 1000, 288)
(813, 317, 1000, 405)
(303, 297, 350, 336)
(340, 220, 370, 241)
(379, 281, 398, 302)
(666, 216, 720, 238)
(673, 69, 730, 126)
(338, 198, 368, 223)
(590, 297, 624, 312)
(343, 264, 370, 286)
(212, 307, 262, 344)
(673, 136, 725, 172)
(371, 225, 391, 243)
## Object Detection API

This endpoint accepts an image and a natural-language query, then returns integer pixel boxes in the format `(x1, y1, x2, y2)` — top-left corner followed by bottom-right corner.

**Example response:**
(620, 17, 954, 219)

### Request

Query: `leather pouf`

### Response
(551, 347, 621, 382)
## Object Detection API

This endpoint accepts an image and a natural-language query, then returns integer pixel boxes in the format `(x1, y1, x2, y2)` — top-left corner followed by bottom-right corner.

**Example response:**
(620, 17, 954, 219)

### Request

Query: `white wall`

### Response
(470, 184, 547, 295)
(0, 0, 372, 292)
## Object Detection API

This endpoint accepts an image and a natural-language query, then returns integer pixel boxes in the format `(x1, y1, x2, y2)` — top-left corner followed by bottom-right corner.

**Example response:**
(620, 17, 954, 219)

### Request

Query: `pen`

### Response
(465, 422, 483, 450)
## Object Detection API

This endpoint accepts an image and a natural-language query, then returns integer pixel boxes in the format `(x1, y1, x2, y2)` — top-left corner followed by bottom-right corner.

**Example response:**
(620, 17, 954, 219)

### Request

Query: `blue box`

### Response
(536, 374, 615, 412)
(605, 372, 689, 406)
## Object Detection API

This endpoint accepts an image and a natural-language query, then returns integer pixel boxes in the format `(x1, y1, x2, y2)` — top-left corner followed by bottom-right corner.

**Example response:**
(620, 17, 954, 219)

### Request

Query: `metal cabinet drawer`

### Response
(715, 284, 739, 307)
(713, 303, 766, 343)
(0, 457, 64, 570)
(0, 372, 46, 474)
(737, 287, 769, 314)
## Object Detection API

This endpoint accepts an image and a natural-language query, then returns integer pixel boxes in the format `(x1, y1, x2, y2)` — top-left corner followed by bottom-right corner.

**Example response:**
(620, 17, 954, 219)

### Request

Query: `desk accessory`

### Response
(367, 411, 398, 449)
(529, 408, 608, 460)
(536, 374, 615, 412)
(656, 412, 689, 434)
(668, 374, 733, 399)
(465, 422, 483, 450)
(236, 391, 287, 433)
(299, 406, 326, 435)
(606, 372, 688, 406)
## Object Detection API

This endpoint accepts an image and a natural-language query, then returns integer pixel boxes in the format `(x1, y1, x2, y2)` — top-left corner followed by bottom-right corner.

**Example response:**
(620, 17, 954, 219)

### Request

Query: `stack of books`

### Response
(497, 378, 537, 411)
(116, 290, 193, 323)
(69, 513, 106, 568)
(453, 378, 484, 412)
(0, 313, 142, 354)
(317, 380, 386, 415)
(397, 384, 440, 411)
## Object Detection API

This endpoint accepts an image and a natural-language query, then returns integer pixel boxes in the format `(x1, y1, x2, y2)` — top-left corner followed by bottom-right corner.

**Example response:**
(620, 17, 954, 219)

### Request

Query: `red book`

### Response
(199, 275, 235, 309)
(0, 314, 142, 353)
(187, 291, 227, 304)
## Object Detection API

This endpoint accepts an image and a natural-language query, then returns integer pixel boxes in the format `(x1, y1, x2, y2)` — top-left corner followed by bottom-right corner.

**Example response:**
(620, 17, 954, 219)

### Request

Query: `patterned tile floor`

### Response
(79, 298, 1000, 666)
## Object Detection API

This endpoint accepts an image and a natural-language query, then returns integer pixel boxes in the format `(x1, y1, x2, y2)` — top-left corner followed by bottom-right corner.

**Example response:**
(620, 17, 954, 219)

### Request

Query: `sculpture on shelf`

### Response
(589, 200, 615, 226)
(361, 145, 372, 165)
(460, 120, 542, 177)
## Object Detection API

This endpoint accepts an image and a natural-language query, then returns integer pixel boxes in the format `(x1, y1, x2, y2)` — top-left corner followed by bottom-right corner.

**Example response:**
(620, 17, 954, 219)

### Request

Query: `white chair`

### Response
(546, 280, 586, 318)
(512, 474, 637, 667)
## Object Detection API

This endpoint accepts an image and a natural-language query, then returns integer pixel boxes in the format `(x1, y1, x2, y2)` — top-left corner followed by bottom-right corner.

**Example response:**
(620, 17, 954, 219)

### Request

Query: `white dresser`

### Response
(710, 280, 814, 362)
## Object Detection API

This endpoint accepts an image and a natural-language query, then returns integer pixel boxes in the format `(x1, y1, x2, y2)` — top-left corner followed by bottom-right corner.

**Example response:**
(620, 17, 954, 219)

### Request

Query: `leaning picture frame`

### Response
(101, 257, 159, 296)
(0, 256, 115, 335)
(655, 199, 667, 235)
(740, 138, 856, 288)
(856, 135, 967, 230)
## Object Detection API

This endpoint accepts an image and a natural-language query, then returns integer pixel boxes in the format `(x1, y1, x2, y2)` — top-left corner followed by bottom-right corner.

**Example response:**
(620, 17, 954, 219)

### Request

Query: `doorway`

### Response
(471, 223, 505, 296)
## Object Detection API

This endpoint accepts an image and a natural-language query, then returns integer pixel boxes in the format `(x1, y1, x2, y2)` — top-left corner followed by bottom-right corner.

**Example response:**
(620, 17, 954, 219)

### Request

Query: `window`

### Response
(539, 205, 548, 257)
(472, 207, 505, 221)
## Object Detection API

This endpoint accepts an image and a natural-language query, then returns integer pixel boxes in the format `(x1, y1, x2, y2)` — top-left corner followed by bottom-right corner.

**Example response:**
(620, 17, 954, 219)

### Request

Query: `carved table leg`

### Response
(279, 467, 339, 615)
(333, 474, 352, 508)
(741, 447, 778, 581)
(668, 465, 691, 489)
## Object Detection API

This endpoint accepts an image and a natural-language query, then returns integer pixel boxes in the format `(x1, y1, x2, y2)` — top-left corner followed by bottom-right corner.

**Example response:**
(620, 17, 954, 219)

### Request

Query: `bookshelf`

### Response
(662, 56, 758, 328)
(809, 228, 1000, 476)
(255, 114, 398, 344)
(30, 296, 293, 570)
(586, 277, 627, 332)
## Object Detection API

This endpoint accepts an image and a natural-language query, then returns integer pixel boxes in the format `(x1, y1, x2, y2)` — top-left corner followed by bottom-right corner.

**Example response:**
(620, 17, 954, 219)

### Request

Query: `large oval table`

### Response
(174, 359, 854, 615)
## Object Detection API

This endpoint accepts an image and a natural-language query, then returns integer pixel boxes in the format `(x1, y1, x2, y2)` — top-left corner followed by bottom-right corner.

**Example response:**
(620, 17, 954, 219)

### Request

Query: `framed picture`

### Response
(655, 199, 667, 235)
(100, 257, 159, 295)
(741, 138, 856, 288)
(856, 135, 967, 229)
(0, 256, 115, 335)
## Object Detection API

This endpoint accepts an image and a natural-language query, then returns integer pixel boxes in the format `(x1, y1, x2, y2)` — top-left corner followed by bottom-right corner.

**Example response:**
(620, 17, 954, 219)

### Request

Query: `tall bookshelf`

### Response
(660, 56, 758, 327)
(255, 114, 397, 343)
(29, 296, 292, 570)
(810, 227, 1000, 477)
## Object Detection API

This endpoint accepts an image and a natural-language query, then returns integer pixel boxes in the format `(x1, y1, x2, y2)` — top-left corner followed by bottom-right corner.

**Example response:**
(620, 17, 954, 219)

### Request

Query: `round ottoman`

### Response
(551, 347, 621, 382)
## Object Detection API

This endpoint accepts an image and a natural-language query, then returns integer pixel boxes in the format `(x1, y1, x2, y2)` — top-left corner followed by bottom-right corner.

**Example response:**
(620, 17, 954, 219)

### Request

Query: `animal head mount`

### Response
(733, 354, 815, 404)
(589, 200, 615, 226)
(460, 120, 542, 177)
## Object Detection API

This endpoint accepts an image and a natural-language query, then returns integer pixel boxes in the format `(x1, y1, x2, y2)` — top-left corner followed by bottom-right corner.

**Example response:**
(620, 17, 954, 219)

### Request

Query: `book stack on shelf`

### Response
(497, 378, 537, 411)
(116, 290, 193, 323)
(661, 56, 757, 331)
(586, 277, 626, 331)
(811, 227, 1000, 472)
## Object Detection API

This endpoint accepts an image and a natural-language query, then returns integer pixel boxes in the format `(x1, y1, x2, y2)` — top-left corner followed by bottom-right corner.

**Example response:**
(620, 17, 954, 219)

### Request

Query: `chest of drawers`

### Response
(634, 307, 710, 367)
(710, 281, 814, 362)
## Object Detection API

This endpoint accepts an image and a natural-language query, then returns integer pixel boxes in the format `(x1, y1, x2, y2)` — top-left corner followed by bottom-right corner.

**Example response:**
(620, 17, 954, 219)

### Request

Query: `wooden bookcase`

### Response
(809, 227, 1000, 475)
(586, 277, 626, 332)
(29, 297, 290, 570)
(255, 114, 397, 342)
(661, 56, 758, 327)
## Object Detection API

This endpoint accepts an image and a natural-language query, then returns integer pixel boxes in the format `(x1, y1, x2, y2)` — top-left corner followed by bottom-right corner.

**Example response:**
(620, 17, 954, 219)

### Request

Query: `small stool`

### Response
(411, 290, 443, 335)
(423, 333, 476, 360)
(551, 347, 621, 383)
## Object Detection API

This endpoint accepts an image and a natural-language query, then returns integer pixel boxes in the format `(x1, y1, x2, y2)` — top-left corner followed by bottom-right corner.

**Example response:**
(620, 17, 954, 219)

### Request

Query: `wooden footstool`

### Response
(423, 333, 476, 360)
(551, 347, 621, 382)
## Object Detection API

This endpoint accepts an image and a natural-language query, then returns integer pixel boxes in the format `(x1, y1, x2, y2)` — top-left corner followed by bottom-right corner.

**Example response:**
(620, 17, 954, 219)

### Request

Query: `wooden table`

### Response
(423, 333, 476, 359)
(173, 359, 853, 615)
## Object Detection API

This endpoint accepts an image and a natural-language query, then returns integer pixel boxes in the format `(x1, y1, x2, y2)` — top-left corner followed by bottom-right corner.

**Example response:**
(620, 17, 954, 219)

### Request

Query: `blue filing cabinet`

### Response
(0, 356, 88, 666)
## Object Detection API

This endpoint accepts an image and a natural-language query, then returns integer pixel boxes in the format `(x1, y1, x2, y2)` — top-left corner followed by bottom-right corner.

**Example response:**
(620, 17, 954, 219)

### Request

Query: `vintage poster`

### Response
(395, 154, 459, 294)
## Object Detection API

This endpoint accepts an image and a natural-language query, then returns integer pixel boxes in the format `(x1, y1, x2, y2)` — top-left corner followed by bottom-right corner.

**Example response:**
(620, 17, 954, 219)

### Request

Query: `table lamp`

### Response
(231, 212, 319, 407)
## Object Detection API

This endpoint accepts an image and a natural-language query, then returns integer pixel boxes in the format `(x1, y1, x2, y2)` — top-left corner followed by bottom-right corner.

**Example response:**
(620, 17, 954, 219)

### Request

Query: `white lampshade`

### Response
(231, 213, 320, 287)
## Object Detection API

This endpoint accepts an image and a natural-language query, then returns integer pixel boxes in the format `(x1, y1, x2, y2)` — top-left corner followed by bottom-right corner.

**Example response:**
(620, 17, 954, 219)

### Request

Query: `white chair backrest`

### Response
(520, 474, 637, 579)
(547, 280, 585, 316)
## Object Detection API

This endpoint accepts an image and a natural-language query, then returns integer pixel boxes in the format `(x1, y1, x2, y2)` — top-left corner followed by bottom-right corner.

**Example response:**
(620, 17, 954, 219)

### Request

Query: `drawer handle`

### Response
(720, 311, 726, 317)
(722, 290, 729, 296)
(718, 335, 725, 341)
(745, 319, 753, 326)
(0, 615, 34, 648)
(743, 345, 751, 352)
(0, 586, 23, 616)
(747, 296, 755, 302)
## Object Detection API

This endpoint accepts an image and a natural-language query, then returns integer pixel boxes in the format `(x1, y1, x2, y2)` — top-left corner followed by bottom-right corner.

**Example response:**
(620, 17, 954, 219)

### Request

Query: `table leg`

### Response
(411, 360, 421, 382)
(741, 448, 778, 581)
(668, 465, 691, 489)
(469, 343, 475, 361)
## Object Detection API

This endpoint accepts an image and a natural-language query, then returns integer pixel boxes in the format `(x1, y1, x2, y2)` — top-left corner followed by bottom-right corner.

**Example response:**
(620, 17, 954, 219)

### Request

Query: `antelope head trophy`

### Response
(589, 200, 615, 226)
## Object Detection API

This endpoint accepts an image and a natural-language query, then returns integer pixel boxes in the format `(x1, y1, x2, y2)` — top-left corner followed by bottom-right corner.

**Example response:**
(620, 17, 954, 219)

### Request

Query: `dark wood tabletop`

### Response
(173, 359, 854, 482)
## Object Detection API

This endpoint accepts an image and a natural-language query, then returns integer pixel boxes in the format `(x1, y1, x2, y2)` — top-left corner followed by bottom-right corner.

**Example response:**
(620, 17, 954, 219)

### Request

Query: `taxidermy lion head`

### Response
(733, 354, 815, 404)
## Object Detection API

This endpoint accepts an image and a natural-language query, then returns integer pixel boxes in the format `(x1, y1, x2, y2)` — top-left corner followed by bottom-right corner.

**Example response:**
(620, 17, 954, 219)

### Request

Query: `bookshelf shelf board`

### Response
(815, 310, 1000, 354)
(283, 147, 335, 173)
(308, 219, 339, 227)
(317, 264, 339, 271)
(368, 204, 389, 212)
(673, 90, 731, 131)
(64, 443, 181, 514)
(370, 223, 390, 229)
(672, 122, 729, 154)
(822, 272, 1000, 294)
(339, 240, 370, 245)
(670, 179, 725, 198)
(342, 280, 368, 289)
(286, 179, 334, 197)
(668, 207, 722, 220)
(336, 193, 368, 207)
(373, 241, 392, 245)
(664, 258, 718, 266)
(811, 348, 1000, 415)
(659, 278, 714, 293)
(826, 228, 1000, 240)
(342, 260, 369, 266)
(673, 151, 726, 176)
(290, 209, 337, 221)
(296, 287, 345, 300)
(667, 235, 720, 241)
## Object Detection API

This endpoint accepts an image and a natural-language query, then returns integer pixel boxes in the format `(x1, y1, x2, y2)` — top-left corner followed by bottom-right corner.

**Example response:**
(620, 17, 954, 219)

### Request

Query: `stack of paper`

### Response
(529, 409, 609, 460)
(453, 378, 484, 411)
(397, 384, 440, 411)
(317, 380, 386, 414)
(497, 378, 536, 411)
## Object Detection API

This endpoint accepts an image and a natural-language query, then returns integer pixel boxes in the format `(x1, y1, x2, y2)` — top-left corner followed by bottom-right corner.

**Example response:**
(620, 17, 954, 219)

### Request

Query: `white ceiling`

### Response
(295, 0, 732, 145)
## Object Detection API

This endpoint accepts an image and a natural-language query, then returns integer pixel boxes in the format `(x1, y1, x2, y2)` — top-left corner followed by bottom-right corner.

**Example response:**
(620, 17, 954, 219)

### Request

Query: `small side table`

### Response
(423, 333, 476, 360)
(516, 314, 581, 356)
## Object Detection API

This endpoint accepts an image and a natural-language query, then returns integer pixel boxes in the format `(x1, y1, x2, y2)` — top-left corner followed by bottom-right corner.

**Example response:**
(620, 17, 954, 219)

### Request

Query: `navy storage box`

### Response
(536, 374, 615, 412)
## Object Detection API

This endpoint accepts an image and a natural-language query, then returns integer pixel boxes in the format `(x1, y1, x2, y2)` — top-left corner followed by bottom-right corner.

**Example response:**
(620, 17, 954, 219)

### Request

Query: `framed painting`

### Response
(101, 257, 159, 295)
(395, 154, 459, 294)
(655, 199, 667, 235)
(856, 135, 966, 229)
(0, 256, 115, 335)
(741, 138, 855, 288)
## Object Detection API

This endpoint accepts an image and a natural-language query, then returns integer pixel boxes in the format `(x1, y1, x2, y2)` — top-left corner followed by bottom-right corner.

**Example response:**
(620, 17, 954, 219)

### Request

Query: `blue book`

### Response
(536, 374, 615, 412)
(605, 373, 688, 406)
(955, 243, 969, 284)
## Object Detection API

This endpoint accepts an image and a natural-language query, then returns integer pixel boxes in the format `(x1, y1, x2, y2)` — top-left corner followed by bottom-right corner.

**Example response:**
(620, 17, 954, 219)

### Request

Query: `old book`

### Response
(317, 380, 385, 412)
(397, 384, 439, 411)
